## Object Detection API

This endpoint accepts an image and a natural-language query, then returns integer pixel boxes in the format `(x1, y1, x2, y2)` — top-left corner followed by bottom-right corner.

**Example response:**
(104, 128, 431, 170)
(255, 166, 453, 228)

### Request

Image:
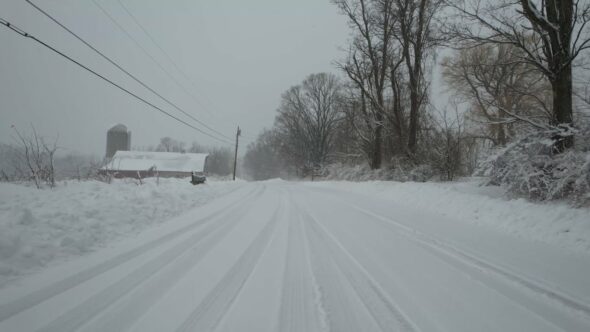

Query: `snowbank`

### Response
(306, 179, 590, 254)
(0, 178, 244, 287)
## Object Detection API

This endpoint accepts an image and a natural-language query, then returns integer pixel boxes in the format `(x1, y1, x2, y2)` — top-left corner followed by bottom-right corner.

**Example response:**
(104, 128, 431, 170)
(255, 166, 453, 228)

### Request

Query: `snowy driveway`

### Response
(1, 181, 589, 331)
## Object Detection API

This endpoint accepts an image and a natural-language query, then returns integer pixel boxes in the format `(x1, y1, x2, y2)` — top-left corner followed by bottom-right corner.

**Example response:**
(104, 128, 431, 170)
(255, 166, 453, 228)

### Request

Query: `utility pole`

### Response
(233, 126, 241, 181)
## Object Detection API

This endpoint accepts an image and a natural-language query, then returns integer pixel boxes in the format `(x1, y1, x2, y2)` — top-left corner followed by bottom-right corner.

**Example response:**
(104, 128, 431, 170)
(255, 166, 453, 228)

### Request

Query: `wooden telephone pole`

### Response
(233, 126, 241, 181)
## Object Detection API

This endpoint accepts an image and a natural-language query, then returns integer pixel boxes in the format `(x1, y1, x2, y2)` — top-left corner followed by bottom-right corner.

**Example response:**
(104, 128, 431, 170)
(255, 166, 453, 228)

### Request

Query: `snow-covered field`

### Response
(0, 178, 244, 287)
(0, 179, 589, 331)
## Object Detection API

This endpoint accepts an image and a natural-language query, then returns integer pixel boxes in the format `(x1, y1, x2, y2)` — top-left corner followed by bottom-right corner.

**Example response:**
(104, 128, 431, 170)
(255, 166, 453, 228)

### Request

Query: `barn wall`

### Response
(99, 170, 192, 179)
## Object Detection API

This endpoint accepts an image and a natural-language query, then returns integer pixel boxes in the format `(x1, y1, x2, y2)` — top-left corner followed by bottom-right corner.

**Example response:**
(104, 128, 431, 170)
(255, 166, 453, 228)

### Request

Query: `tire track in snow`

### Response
(354, 206, 590, 322)
(276, 207, 328, 332)
(302, 211, 381, 332)
(300, 209, 418, 332)
(175, 195, 281, 332)
(34, 187, 263, 332)
(0, 185, 262, 324)
(81, 195, 252, 332)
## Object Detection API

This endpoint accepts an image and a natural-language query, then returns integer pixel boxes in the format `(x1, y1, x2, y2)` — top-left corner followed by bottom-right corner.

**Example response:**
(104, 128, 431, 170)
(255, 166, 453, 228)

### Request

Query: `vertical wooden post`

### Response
(233, 126, 240, 181)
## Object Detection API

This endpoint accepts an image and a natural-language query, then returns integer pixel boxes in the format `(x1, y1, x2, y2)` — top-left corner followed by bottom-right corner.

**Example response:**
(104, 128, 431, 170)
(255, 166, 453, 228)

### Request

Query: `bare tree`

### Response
(156, 137, 185, 152)
(11, 125, 58, 188)
(188, 141, 207, 153)
(394, 0, 444, 155)
(243, 129, 286, 180)
(206, 147, 233, 176)
(441, 43, 552, 145)
(334, 0, 395, 168)
(336, 86, 378, 162)
(426, 104, 466, 180)
(275, 73, 344, 171)
(388, 48, 408, 154)
(44, 138, 58, 188)
(334, 0, 444, 163)
(446, 0, 590, 150)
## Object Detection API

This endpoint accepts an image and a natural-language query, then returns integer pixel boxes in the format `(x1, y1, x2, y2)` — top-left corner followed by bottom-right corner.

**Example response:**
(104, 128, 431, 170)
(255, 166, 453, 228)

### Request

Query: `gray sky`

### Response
(0, 0, 350, 156)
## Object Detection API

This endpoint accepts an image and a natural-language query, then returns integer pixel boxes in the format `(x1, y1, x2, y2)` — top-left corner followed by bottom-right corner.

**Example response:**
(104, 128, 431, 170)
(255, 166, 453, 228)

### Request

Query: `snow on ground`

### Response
(306, 178, 590, 254)
(0, 177, 244, 288)
(1, 180, 589, 331)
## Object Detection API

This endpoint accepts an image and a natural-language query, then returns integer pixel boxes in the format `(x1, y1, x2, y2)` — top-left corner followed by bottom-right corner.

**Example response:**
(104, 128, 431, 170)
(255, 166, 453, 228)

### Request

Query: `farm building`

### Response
(101, 151, 209, 179)
(105, 124, 131, 159)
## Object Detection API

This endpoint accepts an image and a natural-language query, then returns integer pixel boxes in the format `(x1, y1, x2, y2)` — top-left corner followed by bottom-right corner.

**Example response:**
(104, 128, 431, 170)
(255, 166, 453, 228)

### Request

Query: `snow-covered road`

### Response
(1, 181, 589, 331)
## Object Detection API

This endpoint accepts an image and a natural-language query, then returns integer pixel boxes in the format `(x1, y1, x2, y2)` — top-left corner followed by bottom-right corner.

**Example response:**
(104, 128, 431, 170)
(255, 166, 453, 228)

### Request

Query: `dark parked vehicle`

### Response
(190, 171, 206, 185)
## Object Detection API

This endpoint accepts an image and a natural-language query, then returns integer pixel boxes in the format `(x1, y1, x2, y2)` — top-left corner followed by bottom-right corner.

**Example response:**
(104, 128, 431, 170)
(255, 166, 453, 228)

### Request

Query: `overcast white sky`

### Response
(0, 0, 351, 156)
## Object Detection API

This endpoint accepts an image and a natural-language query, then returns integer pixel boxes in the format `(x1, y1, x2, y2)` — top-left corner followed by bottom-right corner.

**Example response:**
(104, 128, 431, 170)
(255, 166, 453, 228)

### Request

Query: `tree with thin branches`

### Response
(445, 0, 590, 150)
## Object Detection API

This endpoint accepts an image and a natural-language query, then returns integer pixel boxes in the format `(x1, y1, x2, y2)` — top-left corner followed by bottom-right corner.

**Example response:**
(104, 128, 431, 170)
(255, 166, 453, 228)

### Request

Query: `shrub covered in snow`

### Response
(322, 163, 394, 181)
(479, 127, 590, 206)
(322, 160, 435, 182)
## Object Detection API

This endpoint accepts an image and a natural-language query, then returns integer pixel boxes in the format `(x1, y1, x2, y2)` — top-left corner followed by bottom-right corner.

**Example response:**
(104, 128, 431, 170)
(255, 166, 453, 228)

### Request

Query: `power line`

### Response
(117, 0, 195, 93)
(91, 0, 179, 86)
(103, 0, 225, 124)
(24, 0, 233, 142)
(117, 0, 229, 120)
(0, 17, 232, 145)
(98, 0, 240, 135)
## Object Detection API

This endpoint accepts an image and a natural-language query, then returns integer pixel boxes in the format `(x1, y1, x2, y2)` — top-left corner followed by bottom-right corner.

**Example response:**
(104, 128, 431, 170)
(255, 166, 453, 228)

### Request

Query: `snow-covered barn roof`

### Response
(104, 151, 208, 172)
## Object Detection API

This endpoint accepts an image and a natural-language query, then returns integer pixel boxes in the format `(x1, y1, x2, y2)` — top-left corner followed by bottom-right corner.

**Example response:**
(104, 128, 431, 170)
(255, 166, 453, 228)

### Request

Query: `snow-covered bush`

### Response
(408, 164, 436, 182)
(323, 163, 384, 181)
(479, 127, 590, 206)
(322, 159, 436, 182)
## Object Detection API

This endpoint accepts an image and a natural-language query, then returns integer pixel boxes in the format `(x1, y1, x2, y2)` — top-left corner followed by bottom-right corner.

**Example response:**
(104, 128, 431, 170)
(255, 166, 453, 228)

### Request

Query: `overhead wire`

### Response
(0, 17, 233, 145)
(104, 0, 254, 139)
(90, 0, 182, 88)
(24, 0, 233, 142)
(117, 0, 197, 93)
(113, 0, 229, 123)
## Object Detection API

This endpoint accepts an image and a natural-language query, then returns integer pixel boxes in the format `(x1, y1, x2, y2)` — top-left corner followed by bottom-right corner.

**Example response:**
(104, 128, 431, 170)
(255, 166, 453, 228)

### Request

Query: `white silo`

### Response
(106, 124, 131, 159)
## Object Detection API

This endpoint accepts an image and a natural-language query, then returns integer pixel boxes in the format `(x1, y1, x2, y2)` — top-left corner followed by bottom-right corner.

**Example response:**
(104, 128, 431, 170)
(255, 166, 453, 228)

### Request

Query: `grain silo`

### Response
(105, 124, 131, 159)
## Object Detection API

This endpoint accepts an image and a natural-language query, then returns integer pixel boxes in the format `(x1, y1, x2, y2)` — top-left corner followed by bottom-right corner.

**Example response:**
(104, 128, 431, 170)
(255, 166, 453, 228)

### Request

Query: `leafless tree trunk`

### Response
(426, 104, 466, 180)
(0, 170, 9, 182)
(334, 0, 395, 169)
(394, 0, 443, 156)
(389, 55, 407, 153)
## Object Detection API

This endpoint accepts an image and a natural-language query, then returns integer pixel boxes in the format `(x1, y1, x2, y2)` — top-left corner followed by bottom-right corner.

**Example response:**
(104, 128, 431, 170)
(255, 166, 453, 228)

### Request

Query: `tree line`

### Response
(244, 0, 590, 204)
